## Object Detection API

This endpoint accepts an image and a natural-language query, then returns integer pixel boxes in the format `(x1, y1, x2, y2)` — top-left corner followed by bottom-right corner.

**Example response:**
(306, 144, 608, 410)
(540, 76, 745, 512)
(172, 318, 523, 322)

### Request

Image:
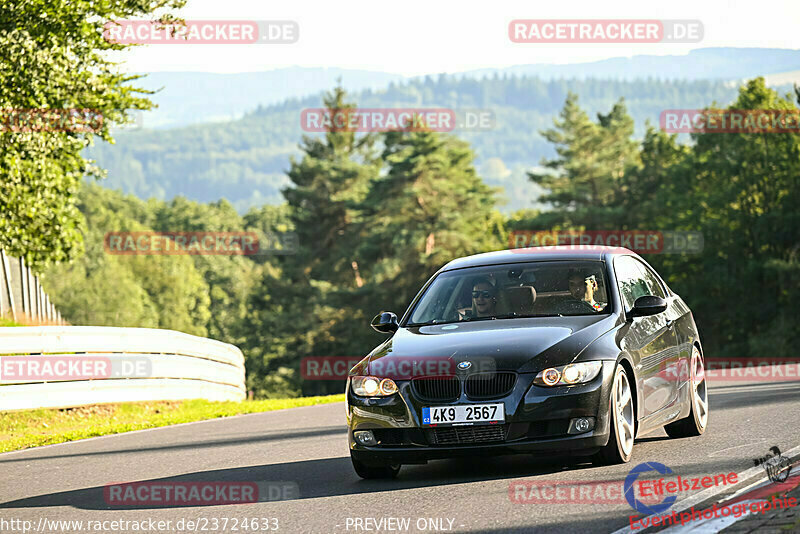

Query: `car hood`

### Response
(359, 315, 618, 377)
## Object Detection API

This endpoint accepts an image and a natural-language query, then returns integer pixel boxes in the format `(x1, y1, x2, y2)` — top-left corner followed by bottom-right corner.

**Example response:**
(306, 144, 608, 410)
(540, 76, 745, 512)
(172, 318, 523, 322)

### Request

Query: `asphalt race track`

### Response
(2, 373, 799, 534)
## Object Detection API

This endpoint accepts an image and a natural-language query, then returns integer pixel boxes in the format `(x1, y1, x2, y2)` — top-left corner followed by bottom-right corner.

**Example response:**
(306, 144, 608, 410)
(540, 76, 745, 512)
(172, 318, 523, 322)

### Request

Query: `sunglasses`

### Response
(472, 290, 494, 299)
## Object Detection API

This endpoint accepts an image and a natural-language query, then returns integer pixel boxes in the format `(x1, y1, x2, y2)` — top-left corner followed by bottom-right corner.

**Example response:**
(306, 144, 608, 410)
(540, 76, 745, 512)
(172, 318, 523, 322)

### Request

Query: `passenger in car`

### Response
(567, 269, 606, 312)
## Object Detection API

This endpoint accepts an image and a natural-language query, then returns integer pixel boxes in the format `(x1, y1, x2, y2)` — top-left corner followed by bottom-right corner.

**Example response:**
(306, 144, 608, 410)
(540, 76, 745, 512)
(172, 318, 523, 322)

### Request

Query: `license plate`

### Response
(422, 404, 504, 426)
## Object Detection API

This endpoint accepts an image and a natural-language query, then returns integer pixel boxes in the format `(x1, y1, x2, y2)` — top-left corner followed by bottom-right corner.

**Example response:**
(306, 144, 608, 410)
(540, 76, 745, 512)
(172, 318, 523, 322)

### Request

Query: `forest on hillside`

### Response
(85, 76, 747, 212)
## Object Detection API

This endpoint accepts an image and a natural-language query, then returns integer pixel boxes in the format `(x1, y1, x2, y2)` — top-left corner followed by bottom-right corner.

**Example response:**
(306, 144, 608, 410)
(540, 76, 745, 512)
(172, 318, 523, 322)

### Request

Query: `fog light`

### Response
(354, 430, 377, 446)
(567, 417, 595, 435)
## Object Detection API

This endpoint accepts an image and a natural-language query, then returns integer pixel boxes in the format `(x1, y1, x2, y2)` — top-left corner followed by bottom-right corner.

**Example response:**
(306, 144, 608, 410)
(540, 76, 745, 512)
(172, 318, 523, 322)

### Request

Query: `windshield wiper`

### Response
(492, 312, 537, 319)
(406, 319, 457, 327)
(491, 312, 558, 319)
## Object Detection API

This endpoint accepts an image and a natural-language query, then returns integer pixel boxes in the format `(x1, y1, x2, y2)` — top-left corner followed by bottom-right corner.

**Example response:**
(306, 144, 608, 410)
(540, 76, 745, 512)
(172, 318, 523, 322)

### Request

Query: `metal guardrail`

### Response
(0, 250, 64, 324)
(0, 326, 246, 411)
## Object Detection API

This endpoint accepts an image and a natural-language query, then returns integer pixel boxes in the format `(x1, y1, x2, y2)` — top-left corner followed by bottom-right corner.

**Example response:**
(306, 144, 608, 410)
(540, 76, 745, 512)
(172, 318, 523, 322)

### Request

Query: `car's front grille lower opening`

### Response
(428, 424, 507, 445)
(411, 376, 460, 402)
(371, 428, 405, 445)
(464, 372, 517, 399)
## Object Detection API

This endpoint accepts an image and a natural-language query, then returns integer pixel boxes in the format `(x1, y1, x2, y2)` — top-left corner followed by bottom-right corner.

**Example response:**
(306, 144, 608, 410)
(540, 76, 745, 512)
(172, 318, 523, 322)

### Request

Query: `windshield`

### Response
(406, 261, 610, 326)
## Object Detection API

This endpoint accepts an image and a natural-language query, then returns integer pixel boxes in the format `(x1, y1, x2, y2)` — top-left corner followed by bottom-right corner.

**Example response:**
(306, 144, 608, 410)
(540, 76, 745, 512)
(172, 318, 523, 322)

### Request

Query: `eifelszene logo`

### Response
(754, 446, 792, 483)
(624, 462, 677, 515)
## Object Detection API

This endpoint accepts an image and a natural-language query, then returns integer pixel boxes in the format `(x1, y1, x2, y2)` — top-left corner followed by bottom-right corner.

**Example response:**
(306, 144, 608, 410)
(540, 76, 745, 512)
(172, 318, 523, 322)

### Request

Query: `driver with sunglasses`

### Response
(465, 278, 497, 319)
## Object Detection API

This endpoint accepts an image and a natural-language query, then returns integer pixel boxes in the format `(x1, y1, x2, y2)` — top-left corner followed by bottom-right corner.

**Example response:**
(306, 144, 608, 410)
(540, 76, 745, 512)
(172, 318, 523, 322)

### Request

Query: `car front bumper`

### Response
(347, 360, 617, 465)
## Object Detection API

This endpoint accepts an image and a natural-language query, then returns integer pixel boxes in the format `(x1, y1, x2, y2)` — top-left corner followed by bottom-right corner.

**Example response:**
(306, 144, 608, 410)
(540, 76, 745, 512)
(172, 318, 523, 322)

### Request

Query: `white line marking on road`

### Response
(608, 444, 800, 534)
(710, 383, 800, 395)
(707, 441, 766, 458)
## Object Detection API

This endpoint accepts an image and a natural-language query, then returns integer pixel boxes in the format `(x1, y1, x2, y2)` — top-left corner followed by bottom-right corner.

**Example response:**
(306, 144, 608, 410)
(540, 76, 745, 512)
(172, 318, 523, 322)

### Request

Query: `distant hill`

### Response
(130, 48, 800, 129)
(465, 47, 800, 81)
(88, 75, 749, 213)
(763, 69, 800, 86)
(134, 67, 405, 128)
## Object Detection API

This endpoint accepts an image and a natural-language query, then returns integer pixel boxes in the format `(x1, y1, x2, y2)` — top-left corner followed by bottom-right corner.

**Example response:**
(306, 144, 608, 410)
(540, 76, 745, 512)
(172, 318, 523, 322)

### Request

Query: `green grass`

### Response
(0, 394, 345, 452)
(0, 317, 23, 327)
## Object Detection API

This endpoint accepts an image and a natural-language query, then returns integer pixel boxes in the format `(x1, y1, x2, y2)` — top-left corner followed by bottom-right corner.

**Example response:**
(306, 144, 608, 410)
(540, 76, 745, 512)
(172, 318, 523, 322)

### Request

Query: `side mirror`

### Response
(628, 295, 668, 319)
(371, 311, 399, 333)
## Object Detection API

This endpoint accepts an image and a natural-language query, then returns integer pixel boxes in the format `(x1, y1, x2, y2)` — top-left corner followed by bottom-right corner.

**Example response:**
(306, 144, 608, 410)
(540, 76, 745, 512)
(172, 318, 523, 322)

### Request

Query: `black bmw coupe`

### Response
(346, 246, 709, 479)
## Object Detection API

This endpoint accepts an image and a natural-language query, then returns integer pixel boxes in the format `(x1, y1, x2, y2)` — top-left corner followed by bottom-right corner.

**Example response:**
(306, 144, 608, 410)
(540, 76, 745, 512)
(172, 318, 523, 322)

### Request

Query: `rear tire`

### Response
(594, 364, 635, 465)
(351, 453, 401, 479)
(665, 345, 709, 438)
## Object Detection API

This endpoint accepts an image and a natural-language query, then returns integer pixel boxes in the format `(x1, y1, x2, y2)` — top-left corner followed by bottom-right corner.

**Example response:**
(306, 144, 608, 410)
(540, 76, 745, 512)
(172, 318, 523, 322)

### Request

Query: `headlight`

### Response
(351, 376, 398, 396)
(534, 361, 602, 387)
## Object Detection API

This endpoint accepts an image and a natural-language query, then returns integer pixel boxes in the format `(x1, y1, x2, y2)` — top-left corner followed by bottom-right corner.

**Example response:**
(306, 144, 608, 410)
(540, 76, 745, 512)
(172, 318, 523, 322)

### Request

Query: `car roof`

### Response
(440, 246, 639, 271)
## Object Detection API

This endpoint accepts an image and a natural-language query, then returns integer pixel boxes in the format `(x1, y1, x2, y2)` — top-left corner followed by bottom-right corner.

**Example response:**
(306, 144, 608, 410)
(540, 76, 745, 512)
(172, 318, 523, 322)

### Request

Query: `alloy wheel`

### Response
(614, 368, 635, 457)
(691, 346, 709, 430)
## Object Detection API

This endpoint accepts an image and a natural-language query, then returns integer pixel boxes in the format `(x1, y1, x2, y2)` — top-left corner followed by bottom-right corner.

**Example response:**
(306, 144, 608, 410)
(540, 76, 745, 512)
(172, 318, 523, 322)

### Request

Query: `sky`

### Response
(112, 0, 800, 76)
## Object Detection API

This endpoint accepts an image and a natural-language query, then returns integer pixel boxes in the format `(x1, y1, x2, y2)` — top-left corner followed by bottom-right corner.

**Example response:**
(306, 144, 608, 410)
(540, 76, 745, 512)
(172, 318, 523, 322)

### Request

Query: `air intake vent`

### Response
(429, 424, 506, 445)
(411, 376, 460, 402)
(464, 372, 517, 399)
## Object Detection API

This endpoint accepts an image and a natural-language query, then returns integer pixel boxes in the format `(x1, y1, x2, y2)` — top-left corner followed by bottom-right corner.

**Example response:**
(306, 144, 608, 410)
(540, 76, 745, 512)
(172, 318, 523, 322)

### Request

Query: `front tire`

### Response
(665, 345, 709, 438)
(594, 364, 636, 465)
(351, 453, 401, 479)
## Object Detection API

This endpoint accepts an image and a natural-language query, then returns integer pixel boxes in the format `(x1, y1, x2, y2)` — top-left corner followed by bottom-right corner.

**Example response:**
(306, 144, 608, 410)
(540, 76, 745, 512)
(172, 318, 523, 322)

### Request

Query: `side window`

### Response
(615, 256, 666, 311)
(614, 256, 641, 310)
(635, 261, 666, 299)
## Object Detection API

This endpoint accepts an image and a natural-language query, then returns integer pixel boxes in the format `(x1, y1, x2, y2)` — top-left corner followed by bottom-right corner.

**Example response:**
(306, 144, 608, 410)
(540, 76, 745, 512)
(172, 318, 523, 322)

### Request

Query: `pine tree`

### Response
(357, 128, 502, 312)
(282, 86, 379, 287)
(244, 87, 381, 396)
(528, 93, 640, 227)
